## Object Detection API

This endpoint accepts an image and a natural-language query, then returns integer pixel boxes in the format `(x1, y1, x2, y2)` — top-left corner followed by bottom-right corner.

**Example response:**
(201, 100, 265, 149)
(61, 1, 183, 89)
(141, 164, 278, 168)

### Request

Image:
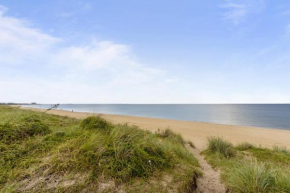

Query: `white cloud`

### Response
(0, 7, 175, 103)
(0, 11, 59, 66)
(1, 4, 290, 104)
(221, 0, 265, 25)
(0, 5, 8, 15)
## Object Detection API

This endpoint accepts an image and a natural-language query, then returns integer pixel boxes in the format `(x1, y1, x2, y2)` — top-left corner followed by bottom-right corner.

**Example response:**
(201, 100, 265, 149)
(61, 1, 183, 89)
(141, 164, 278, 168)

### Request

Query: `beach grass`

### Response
(203, 138, 290, 193)
(207, 136, 236, 158)
(0, 106, 201, 192)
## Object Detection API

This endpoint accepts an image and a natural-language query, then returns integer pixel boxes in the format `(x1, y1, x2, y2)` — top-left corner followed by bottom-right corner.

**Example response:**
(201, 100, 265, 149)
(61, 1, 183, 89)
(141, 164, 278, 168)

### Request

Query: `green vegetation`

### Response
(203, 138, 290, 193)
(0, 116, 50, 144)
(236, 142, 255, 151)
(79, 116, 113, 130)
(207, 136, 236, 158)
(0, 106, 201, 193)
(156, 128, 186, 146)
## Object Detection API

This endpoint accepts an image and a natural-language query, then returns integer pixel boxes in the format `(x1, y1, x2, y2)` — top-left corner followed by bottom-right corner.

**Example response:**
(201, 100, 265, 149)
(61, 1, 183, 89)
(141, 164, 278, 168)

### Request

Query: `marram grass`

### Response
(0, 106, 201, 192)
(203, 137, 290, 193)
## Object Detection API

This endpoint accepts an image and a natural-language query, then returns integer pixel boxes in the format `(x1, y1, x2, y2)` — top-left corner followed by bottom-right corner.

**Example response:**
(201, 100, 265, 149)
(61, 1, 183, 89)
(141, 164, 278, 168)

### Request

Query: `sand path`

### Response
(19, 107, 290, 150)
(188, 146, 226, 193)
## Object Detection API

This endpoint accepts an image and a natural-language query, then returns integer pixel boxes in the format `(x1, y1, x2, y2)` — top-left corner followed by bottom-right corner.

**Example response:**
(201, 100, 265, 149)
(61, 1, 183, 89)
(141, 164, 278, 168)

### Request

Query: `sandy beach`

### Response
(20, 106, 290, 150)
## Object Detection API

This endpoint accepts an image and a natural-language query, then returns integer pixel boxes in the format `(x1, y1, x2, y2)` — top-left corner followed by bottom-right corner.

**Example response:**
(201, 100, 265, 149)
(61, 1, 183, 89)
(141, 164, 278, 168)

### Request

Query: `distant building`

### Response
(31, 102, 37, 105)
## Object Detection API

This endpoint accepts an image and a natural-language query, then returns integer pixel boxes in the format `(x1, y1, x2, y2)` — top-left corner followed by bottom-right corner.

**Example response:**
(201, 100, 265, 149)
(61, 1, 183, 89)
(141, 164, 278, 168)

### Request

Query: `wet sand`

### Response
(20, 106, 290, 149)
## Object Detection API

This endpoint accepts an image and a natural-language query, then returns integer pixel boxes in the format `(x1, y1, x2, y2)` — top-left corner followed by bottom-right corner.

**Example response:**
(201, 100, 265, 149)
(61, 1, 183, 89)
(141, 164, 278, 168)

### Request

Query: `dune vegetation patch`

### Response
(0, 117, 50, 144)
(202, 137, 290, 193)
(0, 106, 201, 193)
(207, 136, 236, 158)
(80, 116, 113, 131)
(156, 128, 186, 146)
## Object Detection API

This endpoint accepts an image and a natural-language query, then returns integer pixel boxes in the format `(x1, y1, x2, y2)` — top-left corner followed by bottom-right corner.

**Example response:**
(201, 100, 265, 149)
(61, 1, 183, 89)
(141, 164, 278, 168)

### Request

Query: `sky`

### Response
(0, 0, 290, 104)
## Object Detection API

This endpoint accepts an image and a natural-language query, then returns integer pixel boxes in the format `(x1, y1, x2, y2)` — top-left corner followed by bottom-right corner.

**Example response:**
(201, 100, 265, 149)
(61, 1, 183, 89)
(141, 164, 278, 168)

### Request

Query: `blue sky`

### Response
(1, 0, 290, 103)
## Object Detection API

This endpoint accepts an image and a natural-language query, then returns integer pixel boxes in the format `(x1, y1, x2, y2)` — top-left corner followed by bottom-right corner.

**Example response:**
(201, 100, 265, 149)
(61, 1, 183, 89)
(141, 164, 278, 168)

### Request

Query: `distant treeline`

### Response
(0, 103, 37, 105)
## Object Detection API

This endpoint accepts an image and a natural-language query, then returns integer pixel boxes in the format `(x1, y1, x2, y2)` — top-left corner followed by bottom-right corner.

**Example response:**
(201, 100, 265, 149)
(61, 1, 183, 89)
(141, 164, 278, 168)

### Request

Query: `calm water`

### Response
(24, 104, 290, 130)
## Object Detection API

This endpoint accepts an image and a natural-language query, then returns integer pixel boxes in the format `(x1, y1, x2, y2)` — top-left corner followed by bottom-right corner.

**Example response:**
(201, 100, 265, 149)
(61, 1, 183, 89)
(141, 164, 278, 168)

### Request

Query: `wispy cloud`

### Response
(0, 6, 176, 103)
(0, 5, 8, 15)
(221, 0, 265, 25)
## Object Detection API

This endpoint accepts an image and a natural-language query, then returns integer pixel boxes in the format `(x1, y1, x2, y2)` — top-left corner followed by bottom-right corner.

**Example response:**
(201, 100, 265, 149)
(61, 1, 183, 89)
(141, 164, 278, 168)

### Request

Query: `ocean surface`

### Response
(23, 104, 290, 130)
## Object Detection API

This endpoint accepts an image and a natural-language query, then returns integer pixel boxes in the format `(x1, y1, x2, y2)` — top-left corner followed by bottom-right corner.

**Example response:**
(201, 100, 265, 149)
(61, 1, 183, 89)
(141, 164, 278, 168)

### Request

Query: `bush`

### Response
(80, 116, 112, 130)
(207, 137, 236, 158)
(236, 142, 255, 151)
(0, 118, 50, 144)
(156, 128, 186, 146)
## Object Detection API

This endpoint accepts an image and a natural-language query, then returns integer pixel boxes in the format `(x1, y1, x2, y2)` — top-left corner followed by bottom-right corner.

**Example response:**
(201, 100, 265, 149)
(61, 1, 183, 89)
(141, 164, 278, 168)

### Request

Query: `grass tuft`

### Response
(0, 118, 50, 144)
(80, 116, 112, 130)
(236, 142, 255, 151)
(156, 128, 186, 146)
(272, 146, 290, 155)
(207, 136, 236, 158)
(203, 137, 290, 193)
(227, 159, 290, 193)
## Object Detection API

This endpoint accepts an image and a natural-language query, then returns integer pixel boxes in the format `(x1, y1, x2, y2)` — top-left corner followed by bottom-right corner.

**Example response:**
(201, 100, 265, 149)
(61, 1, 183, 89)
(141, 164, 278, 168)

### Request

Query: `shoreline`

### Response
(19, 106, 290, 149)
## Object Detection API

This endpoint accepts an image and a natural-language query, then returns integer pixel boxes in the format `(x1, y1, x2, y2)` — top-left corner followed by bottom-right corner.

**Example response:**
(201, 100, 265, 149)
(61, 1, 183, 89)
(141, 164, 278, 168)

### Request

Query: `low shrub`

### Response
(80, 116, 112, 130)
(207, 137, 236, 158)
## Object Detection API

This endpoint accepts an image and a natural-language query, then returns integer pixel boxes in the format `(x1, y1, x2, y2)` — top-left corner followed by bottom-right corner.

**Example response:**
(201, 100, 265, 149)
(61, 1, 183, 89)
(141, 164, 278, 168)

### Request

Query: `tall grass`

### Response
(53, 122, 197, 182)
(227, 159, 290, 193)
(79, 116, 112, 130)
(0, 117, 50, 144)
(0, 107, 201, 192)
(207, 136, 236, 158)
(272, 146, 290, 155)
(204, 137, 290, 193)
(156, 128, 186, 146)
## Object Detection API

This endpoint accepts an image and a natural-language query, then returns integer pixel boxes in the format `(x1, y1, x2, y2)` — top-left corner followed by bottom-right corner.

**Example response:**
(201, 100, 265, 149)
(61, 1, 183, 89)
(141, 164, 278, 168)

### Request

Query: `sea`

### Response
(23, 104, 290, 130)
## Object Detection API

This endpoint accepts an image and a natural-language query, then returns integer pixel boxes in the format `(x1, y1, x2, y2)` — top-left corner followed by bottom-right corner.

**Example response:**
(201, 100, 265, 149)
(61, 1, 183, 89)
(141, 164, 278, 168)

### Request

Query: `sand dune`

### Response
(21, 106, 290, 149)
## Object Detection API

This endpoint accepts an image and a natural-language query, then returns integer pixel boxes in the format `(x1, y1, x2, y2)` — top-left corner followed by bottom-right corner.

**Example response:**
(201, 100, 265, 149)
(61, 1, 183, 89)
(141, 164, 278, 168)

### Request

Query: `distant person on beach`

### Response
(72, 110, 73, 112)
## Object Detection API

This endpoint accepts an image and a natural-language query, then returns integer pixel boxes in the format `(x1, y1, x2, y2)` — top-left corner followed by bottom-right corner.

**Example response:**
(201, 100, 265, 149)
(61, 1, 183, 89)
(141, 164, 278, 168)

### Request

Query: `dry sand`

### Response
(20, 106, 290, 150)
(188, 146, 226, 193)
